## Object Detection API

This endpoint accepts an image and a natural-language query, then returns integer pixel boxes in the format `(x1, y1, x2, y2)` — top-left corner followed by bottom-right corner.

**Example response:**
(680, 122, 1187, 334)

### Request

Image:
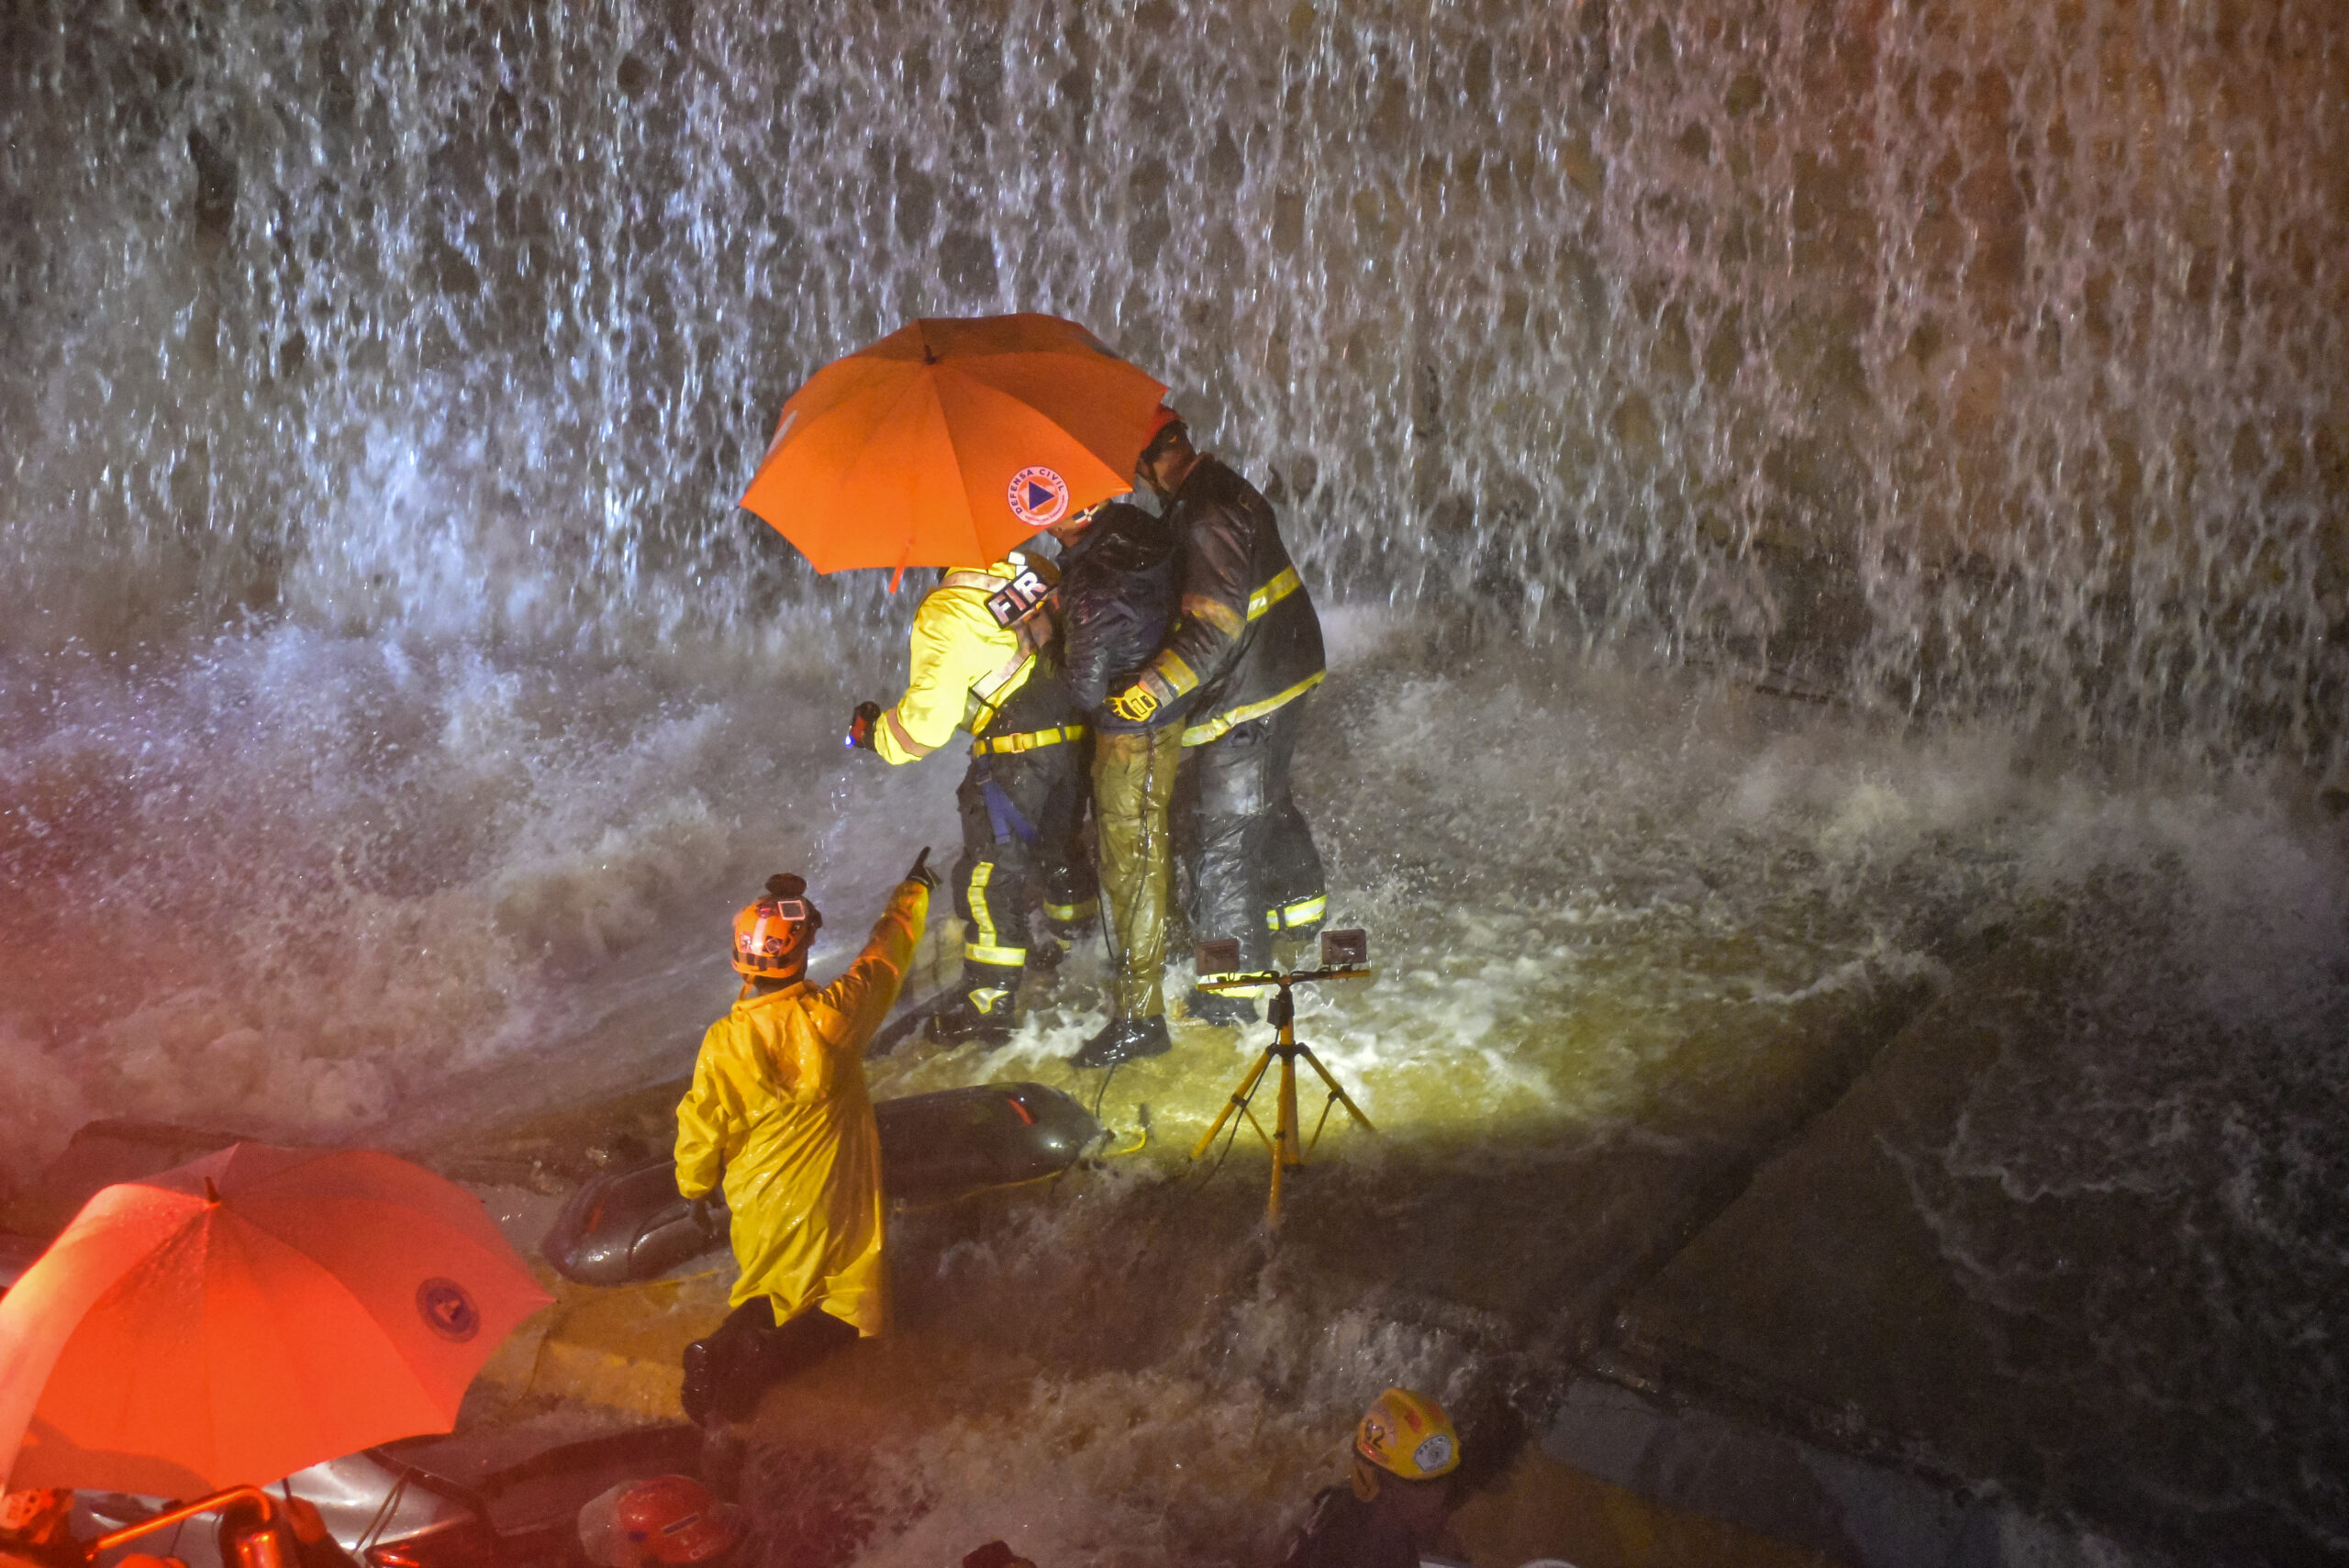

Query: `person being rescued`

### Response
(851, 547, 1097, 1048)
(674, 852, 938, 1485)
(1047, 496, 1188, 1068)
(1277, 1388, 1469, 1568)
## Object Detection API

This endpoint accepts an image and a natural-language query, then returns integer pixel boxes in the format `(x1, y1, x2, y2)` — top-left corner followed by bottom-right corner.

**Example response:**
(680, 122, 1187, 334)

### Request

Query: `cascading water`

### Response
(7, 0, 2343, 725)
(5, 2, 2347, 1563)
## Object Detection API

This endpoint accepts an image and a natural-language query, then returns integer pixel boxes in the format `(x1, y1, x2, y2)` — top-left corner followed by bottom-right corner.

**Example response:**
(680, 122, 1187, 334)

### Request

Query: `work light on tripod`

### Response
(1188, 928, 1376, 1226)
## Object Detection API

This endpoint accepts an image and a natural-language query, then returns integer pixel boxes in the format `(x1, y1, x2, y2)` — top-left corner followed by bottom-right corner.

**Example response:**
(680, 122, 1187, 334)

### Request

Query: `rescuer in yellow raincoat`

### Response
(849, 548, 1096, 1047)
(674, 851, 936, 1444)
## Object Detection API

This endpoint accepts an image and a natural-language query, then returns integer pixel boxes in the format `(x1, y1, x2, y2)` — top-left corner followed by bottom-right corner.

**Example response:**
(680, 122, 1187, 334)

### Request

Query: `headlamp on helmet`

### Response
(731, 873, 823, 978)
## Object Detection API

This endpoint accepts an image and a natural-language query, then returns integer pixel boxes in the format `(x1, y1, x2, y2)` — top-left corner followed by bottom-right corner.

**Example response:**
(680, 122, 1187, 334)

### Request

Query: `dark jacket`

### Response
(1059, 502, 1184, 733)
(1138, 456, 1326, 744)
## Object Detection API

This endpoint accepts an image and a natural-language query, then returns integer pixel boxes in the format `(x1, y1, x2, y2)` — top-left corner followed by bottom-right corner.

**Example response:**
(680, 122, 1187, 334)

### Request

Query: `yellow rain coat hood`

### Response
(674, 880, 929, 1335)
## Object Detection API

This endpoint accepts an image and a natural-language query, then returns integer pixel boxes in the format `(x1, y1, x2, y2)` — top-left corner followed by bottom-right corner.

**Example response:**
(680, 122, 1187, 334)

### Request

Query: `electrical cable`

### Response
(356, 1468, 409, 1553)
(1085, 1060, 1119, 1124)
(1187, 1062, 1262, 1194)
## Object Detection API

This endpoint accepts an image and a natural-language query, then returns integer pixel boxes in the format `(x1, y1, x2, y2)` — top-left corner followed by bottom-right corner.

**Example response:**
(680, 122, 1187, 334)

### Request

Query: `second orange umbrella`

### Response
(0, 1142, 551, 1496)
(740, 314, 1168, 581)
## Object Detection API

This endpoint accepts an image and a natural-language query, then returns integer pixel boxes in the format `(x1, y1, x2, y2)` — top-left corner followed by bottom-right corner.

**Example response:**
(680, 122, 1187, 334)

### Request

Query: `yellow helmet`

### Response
(1354, 1388, 1460, 1482)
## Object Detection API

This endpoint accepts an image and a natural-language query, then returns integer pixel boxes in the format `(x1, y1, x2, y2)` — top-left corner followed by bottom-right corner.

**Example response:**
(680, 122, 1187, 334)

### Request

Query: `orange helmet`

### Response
(1354, 1387, 1460, 1482)
(578, 1476, 744, 1568)
(732, 873, 821, 978)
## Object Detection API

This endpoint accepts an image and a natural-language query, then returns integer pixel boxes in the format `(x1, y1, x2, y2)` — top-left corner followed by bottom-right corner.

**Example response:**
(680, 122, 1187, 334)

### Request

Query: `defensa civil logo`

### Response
(417, 1276, 482, 1341)
(1007, 465, 1071, 528)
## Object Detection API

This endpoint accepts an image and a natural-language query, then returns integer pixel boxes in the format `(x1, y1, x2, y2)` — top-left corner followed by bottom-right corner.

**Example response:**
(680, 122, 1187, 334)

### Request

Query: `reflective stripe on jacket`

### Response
(1139, 457, 1326, 744)
(876, 553, 1064, 764)
(674, 882, 929, 1333)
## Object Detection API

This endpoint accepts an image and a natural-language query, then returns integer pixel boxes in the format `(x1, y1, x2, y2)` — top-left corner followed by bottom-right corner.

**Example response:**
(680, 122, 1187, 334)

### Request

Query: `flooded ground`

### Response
(295, 614, 2343, 1567)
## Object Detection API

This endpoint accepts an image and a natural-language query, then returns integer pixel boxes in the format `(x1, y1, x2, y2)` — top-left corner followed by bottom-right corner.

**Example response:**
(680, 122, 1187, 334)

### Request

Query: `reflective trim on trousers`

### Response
(1180, 669, 1326, 747)
(1264, 894, 1329, 931)
(963, 861, 1025, 965)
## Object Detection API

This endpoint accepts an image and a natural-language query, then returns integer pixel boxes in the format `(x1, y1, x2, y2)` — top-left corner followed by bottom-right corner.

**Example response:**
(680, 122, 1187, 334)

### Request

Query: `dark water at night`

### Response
(4, 2, 2346, 1562)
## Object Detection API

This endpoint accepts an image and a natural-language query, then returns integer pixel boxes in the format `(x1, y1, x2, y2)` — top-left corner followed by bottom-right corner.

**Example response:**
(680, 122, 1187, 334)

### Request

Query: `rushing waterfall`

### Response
(4, 4, 2346, 1563)
(6, 0, 2343, 758)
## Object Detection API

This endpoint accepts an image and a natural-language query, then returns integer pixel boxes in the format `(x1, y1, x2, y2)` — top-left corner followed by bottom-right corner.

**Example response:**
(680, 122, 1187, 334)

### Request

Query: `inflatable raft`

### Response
(540, 1081, 1105, 1285)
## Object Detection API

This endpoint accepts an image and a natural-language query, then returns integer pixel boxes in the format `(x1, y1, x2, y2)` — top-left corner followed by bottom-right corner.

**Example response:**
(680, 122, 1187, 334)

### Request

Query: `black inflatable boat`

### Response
(540, 1081, 1104, 1285)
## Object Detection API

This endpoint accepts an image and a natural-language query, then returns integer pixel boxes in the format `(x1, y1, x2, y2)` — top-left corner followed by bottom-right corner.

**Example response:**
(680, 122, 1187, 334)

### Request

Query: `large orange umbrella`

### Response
(0, 1142, 552, 1496)
(740, 313, 1168, 580)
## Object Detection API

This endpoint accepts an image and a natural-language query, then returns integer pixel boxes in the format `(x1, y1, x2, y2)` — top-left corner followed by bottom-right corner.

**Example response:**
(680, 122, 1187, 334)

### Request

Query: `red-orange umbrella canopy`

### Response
(740, 313, 1168, 578)
(0, 1143, 552, 1496)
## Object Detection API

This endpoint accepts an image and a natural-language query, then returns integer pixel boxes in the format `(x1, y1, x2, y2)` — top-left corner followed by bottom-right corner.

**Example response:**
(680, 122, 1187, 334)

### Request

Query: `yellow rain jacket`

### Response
(874, 552, 1059, 764)
(673, 881, 929, 1333)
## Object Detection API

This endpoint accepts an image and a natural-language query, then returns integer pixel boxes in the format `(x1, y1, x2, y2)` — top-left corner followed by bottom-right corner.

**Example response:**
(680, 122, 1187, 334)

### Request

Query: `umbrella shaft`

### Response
(98, 1485, 280, 1560)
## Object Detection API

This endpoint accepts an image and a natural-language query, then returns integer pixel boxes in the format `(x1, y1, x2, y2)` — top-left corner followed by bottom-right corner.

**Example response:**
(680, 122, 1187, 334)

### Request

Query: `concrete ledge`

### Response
(476, 1272, 732, 1419)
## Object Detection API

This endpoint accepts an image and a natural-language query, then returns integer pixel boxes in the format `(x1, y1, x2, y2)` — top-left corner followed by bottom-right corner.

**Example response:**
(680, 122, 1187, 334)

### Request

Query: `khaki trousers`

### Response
(1091, 725, 1186, 1019)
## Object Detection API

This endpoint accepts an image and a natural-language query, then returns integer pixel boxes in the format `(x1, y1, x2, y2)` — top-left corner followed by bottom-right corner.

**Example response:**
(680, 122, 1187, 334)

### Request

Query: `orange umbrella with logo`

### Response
(0, 1142, 551, 1496)
(740, 313, 1168, 584)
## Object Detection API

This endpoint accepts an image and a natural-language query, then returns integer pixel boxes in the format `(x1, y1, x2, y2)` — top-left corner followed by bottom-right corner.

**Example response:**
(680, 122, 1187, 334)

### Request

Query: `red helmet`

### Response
(579, 1476, 744, 1568)
(1140, 402, 1187, 458)
(732, 873, 821, 978)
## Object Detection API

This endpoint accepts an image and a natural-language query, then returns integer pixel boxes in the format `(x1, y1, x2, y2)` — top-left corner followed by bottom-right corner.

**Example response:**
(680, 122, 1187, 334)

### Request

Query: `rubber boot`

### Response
(680, 1334, 718, 1427)
(928, 997, 1013, 1048)
(1072, 1015, 1171, 1069)
(928, 962, 1020, 1048)
(1182, 987, 1259, 1029)
(1270, 924, 1324, 973)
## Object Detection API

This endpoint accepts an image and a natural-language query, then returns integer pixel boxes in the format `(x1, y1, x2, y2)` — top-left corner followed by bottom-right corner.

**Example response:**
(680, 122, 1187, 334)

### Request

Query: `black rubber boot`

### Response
(1072, 1015, 1171, 1068)
(927, 995, 1014, 1048)
(1182, 988, 1259, 1029)
(680, 1335, 717, 1426)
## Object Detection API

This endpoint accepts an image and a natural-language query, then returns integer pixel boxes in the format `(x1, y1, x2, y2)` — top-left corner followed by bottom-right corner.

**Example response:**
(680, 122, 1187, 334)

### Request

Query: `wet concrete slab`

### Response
(1607, 922, 2347, 1564)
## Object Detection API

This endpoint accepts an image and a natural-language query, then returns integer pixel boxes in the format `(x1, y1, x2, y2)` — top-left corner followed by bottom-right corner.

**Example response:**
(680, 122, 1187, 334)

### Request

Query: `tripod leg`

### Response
(1268, 1131, 1285, 1226)
(1189, 1050, 1276, 1161)
(1276, 1051, 1302, 1170)
(1295, 1046, 1377, 1135)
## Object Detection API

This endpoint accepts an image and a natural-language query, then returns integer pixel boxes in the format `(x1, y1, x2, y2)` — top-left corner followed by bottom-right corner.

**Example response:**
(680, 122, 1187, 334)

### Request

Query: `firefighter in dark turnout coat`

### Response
(1108, 409, 1328, 1020)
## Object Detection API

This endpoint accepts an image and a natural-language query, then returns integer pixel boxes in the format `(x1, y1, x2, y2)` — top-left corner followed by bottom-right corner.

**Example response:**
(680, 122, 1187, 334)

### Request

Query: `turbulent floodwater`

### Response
(6, 0, 2349, 1562)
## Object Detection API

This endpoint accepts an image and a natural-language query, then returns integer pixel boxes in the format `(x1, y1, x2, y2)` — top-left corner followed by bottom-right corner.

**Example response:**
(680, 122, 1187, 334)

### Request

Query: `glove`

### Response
(846, 701, 884, 750)
(904, 846, 941, 891)
(1107, 673, 1169, 725)
(690, 1195, 718, 1236)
